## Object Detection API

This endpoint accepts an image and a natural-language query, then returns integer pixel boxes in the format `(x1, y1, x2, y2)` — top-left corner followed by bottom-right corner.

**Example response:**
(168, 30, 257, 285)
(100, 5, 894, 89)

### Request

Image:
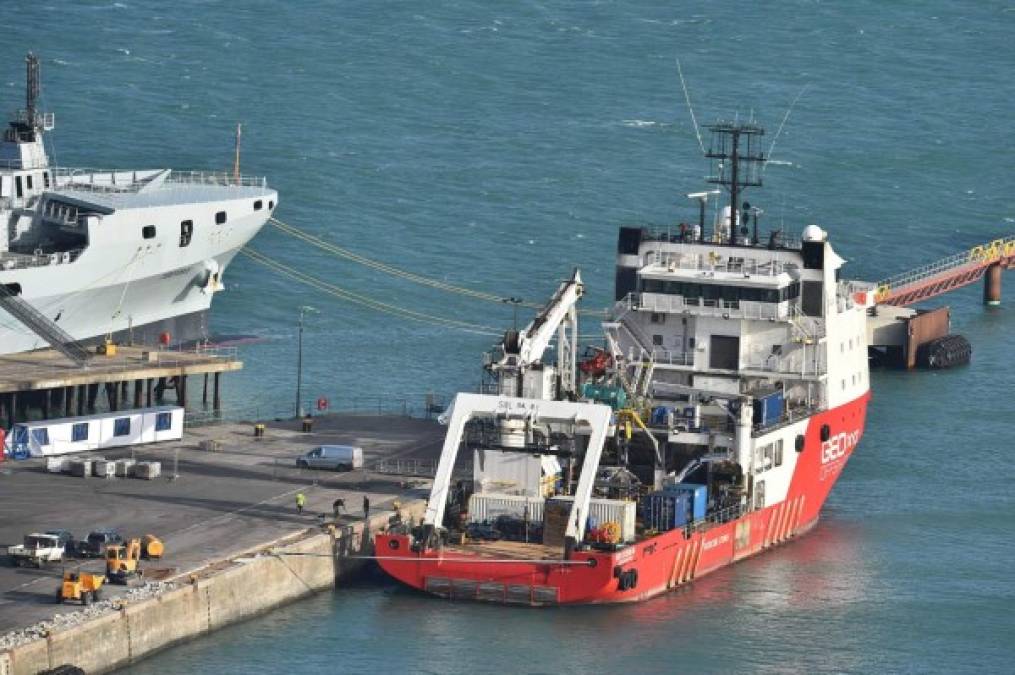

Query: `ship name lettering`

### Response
(820, 430, 860, 464)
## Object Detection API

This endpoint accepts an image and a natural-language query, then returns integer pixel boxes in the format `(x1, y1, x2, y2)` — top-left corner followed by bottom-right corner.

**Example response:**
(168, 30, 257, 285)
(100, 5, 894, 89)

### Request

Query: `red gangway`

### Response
(874, 236, 1015, 307)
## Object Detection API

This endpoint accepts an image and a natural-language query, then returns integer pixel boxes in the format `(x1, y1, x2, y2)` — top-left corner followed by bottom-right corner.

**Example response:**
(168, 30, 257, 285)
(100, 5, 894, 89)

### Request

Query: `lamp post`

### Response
(502, 297, 523, 330)
(295, 305, 318, 418)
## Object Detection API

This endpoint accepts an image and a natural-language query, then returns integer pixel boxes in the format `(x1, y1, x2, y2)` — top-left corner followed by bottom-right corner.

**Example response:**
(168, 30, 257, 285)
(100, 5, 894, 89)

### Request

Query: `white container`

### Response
(45, 457, 66, 473)
(539, 496, 637, 543)
(468, 493, 545, 524)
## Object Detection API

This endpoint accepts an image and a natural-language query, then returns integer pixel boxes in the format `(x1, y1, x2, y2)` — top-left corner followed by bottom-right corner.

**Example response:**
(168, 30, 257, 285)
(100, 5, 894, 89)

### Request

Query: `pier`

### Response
(0, 346, 241, 428)
(0, 413, 446, 674)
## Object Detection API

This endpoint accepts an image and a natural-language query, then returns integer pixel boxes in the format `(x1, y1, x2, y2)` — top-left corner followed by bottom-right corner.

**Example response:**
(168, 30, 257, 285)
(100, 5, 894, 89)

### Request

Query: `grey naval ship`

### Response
(0, 53, 276, 355)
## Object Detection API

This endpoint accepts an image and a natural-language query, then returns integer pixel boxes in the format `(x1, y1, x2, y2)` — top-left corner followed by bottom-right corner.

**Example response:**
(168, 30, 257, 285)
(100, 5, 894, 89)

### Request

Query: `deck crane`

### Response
(485, 269, 583, 402)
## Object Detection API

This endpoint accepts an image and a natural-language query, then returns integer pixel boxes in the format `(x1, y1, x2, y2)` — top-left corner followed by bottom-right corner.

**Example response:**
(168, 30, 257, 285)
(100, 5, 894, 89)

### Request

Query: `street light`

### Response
(296, 305, 319, 418)
(501, 297, 523, 330)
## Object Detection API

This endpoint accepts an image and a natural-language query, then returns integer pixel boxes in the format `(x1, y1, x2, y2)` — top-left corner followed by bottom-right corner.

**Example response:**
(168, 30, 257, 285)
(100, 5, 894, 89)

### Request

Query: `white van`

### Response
(296, 445, 364, 471)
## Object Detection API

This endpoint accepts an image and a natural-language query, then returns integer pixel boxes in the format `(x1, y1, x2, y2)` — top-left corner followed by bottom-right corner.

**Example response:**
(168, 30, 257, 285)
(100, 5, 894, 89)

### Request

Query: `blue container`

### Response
(641, 492, 693, 531)
(752, 390, 785, 428)
(662, 483, 708, 521)
(650, 406, 671, 426)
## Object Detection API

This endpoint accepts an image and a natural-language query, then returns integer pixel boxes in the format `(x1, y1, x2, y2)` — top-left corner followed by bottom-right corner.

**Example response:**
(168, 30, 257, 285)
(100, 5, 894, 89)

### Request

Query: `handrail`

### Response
(875, 235, 1015, 301)
(50, 167, 268, 193)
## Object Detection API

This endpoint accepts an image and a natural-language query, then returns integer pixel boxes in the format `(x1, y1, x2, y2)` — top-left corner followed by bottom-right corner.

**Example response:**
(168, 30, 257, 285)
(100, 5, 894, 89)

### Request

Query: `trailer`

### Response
(3, 406, 184, 457)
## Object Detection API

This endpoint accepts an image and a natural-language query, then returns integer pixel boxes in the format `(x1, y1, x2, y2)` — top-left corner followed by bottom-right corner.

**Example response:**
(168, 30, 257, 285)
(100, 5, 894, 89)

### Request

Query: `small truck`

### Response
(7, 533, 65, 568)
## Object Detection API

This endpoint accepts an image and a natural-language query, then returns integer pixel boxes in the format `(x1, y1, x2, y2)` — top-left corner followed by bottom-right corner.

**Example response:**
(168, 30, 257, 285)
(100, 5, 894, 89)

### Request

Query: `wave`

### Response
(622, 119, 660, 128)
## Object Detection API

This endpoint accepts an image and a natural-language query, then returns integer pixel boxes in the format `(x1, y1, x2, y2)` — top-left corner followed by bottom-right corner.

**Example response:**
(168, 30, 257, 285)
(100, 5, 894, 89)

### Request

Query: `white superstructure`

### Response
(0, 54, 275, 355)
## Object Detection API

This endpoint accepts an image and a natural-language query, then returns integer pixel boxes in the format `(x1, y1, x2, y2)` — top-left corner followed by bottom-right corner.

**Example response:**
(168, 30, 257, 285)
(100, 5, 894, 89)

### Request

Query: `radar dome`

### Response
(801, 224, 825, 242)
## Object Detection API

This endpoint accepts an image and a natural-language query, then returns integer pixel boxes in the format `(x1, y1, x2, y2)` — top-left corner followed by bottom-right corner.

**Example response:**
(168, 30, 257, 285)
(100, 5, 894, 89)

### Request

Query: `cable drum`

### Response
(916, 334, 972, 369)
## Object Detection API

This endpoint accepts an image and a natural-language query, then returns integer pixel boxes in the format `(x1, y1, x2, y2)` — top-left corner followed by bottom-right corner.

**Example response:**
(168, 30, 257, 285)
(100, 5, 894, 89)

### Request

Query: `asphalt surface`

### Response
(0, 413, 444, 634)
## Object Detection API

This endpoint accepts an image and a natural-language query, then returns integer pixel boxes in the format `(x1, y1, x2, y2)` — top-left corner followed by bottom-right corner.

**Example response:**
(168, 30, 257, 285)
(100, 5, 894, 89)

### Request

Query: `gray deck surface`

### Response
(0, 413, 444, 634)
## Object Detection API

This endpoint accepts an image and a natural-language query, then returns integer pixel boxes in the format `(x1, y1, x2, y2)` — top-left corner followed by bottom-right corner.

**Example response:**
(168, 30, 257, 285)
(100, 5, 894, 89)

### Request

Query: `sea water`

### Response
(5, 1, 1015, 672)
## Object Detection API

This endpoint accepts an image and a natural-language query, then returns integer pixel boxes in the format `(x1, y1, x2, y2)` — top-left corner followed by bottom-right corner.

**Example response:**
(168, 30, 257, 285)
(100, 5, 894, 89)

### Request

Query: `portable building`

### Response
(3, 406, 184, 457)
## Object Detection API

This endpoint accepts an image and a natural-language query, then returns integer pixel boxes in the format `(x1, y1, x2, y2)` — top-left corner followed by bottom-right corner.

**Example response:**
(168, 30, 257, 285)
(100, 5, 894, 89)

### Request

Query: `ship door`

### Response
(709, 335, 740, 370)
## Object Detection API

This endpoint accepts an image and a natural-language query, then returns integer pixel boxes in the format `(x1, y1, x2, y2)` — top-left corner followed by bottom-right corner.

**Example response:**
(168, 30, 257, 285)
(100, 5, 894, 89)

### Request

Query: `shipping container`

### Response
(662, 483, 708, 521)
(468, 493, 545, 524)
(542, 496, 637, 543)
(752, 390, 784, 428)
(641, 492, 692, 531)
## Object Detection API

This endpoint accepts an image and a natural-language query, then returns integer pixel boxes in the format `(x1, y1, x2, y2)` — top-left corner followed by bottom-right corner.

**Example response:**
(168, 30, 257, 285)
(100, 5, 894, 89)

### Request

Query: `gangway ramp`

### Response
(0, 283, 91, 366)
(874, 236, 1015, 307)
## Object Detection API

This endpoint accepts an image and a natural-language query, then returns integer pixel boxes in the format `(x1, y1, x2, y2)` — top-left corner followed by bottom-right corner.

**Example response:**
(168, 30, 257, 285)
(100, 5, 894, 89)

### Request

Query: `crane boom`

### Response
(489, 269, 583, 399)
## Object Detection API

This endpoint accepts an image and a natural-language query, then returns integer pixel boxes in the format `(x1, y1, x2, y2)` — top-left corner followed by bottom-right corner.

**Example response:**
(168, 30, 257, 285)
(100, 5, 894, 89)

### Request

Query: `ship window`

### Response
(763, 444, 773, 470)
(801, 281, 823, 317)
(709, 335, 739, 370)
(180, 220, 194, 247)
(254, 200, 263, 211)
(26, 174, 33, 190)
(15, 175, 23, 198)
(268, 200, 275, 210)
(215, 211, 227, 224)
(43, 171, 50, 189)
(650, 312, 665, 324)
(142, 225, 156, 240)
(774, 440, 783, 467)
(0, 177, 5, 197)
(652, 334, 663, 346)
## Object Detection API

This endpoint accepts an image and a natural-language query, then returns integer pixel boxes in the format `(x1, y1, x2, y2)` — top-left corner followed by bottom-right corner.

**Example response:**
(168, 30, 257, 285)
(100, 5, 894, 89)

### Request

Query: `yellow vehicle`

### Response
(106, 538, 142, 584)
(141, 534, 164, 560)
(58, 571, 104, 605)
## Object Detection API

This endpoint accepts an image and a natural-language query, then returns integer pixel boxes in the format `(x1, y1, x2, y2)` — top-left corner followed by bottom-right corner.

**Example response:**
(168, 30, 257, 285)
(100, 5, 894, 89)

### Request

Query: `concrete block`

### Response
(45, 457, 66, 473)
(114, 459, 136, 477)
(132, 462, 161, 480)
(68, 459, 92, 478)
(93, 460, 116, 479)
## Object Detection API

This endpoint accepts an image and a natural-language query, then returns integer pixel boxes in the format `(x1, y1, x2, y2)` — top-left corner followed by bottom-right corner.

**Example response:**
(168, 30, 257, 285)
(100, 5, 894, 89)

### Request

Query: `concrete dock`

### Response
(0, 345, 243, 427)
(0, 412, 446, 670)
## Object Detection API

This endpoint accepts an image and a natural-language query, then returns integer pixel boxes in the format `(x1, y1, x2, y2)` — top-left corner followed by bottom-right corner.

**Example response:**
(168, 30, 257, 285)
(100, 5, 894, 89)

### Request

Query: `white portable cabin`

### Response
(4, 406, 185, 457)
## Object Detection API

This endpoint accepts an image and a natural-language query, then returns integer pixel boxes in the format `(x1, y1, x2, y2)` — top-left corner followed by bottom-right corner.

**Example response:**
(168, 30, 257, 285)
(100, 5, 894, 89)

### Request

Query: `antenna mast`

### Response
(705, 122, 766, 243)
(233, 123, 242, 183)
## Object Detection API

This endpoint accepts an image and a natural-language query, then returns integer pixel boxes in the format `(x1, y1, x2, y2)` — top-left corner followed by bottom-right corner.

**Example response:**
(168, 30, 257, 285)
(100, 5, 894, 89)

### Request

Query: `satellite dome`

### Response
(801, 224, 825, 242)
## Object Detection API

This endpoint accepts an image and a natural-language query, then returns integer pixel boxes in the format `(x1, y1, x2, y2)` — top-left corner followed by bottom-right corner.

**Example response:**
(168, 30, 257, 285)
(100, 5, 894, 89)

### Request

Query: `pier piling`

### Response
(984, 262, 1002, 305)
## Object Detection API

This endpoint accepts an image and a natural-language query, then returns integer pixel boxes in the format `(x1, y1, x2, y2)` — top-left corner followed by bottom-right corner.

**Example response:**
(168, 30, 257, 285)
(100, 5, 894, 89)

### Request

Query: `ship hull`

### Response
(375, 391, 870, 606)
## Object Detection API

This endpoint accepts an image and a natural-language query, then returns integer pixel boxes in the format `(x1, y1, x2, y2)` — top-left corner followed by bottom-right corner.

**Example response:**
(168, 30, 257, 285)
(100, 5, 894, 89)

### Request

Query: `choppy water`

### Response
(6, 1, 1015, 672)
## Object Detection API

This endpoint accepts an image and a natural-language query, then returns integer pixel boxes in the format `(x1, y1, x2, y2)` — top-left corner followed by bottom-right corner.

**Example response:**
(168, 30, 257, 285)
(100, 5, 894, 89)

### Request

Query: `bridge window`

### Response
(180, 220, 193, 247)
(26, 175, 33, 190)
(215, 211, 227, 225)
(142, 225, 156, 240)
(43, 171, 50, 189)
(641, 279, 799, 304)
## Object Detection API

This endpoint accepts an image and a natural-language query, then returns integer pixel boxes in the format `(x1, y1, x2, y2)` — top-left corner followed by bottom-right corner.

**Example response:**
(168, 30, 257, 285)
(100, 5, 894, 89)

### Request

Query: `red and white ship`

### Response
(376, 122, 874, 605)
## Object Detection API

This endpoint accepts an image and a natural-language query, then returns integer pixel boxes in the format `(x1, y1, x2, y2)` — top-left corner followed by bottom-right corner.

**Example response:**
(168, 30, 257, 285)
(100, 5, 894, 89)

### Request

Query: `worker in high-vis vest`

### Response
(296, 492, 306, 514)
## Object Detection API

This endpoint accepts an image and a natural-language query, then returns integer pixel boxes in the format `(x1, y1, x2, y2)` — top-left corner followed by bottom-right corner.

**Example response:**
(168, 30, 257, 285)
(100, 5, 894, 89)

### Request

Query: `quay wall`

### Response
(0, 500, 425, 675)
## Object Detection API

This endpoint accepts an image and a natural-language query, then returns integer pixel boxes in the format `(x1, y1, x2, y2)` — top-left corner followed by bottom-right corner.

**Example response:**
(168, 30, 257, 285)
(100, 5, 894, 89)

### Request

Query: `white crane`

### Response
(487, 269, 583, 401)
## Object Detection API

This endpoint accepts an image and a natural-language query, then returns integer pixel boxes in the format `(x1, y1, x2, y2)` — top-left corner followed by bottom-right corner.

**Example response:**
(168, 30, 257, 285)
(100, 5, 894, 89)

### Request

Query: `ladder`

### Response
(0, 284, 91, 366)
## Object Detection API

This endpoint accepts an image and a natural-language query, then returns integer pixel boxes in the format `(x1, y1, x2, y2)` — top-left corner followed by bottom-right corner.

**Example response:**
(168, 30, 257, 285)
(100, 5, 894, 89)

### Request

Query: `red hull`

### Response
(376, 392, 870, 605)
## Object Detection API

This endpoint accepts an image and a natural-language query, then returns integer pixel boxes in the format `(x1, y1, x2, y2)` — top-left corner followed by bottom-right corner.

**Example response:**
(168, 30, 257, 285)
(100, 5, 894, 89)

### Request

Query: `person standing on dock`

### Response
(333, 497, 345, 519)
(296, 492, 306, 514)
(362, 495, 370, 519)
